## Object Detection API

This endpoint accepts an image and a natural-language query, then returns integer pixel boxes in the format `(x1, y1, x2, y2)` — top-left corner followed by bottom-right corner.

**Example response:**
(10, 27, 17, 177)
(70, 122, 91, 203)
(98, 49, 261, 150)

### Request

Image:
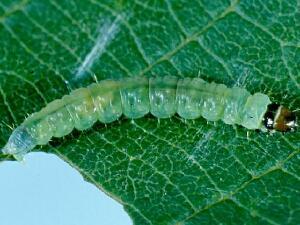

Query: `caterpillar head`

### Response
(263, 103, 298, 132)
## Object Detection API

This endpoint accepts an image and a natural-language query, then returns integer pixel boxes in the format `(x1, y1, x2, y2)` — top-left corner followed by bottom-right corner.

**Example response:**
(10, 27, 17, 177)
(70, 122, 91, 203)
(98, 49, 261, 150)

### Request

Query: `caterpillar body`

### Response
(1, 76, 297, 160)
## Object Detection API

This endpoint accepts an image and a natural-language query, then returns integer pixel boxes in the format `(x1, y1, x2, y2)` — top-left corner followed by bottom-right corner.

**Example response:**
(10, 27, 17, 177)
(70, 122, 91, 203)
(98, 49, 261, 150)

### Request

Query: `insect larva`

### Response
(1, 76, 297, 160)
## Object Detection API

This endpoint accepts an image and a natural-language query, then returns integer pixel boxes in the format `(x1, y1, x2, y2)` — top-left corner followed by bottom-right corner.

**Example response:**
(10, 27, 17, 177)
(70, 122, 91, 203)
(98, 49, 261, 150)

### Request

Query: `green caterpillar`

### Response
(1, 76, 297, 160)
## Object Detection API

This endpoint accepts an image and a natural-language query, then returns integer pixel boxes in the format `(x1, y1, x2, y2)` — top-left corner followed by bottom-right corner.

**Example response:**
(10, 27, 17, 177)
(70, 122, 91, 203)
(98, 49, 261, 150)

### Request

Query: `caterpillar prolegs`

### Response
(1, 76, 297, 160)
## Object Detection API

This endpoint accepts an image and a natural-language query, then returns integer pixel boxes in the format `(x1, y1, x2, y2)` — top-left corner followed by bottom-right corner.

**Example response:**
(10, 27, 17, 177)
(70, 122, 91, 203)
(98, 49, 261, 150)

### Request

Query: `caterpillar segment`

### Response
(1, 76, 297, 160)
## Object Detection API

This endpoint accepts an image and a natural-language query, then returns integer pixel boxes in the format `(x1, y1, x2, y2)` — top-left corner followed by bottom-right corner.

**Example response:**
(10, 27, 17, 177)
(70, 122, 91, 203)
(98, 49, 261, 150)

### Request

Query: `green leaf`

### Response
(0, 0, 299, 224)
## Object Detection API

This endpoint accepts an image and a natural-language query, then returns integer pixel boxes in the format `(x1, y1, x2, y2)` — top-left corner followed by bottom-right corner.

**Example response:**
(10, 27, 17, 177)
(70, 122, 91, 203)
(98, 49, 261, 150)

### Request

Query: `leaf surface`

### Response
(0, 0, 299, 224)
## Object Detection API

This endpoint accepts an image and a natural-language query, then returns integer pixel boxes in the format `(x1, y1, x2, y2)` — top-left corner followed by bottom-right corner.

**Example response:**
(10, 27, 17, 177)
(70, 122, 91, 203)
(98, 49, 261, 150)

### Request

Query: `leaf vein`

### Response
(176, 148, 300, 223)
(0, 20, 69, 88)
(137, 0, 239, 77)
(99, 132, 198, 212)
(131, 120, 225, 200)
(0, 85, 17, 123)
(49, 0, 132, 77)
(52, 146, 153, 225)
(88, 0, 152, 66)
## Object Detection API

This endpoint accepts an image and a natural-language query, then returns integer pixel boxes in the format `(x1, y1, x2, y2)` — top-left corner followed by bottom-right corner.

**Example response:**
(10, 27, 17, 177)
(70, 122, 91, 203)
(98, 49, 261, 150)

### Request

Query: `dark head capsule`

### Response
(263, 103, 298, 132)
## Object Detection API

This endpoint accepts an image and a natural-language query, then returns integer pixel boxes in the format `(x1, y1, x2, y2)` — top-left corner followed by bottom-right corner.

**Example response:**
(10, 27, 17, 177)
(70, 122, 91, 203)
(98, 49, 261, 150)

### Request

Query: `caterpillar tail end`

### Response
(1, 126, 36, 162)
(1, 146, 25, 162)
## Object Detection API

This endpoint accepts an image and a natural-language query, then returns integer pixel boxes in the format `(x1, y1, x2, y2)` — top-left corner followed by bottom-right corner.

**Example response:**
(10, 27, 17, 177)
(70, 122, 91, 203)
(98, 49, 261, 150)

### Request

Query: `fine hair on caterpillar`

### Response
(1, 76, 298, 161)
